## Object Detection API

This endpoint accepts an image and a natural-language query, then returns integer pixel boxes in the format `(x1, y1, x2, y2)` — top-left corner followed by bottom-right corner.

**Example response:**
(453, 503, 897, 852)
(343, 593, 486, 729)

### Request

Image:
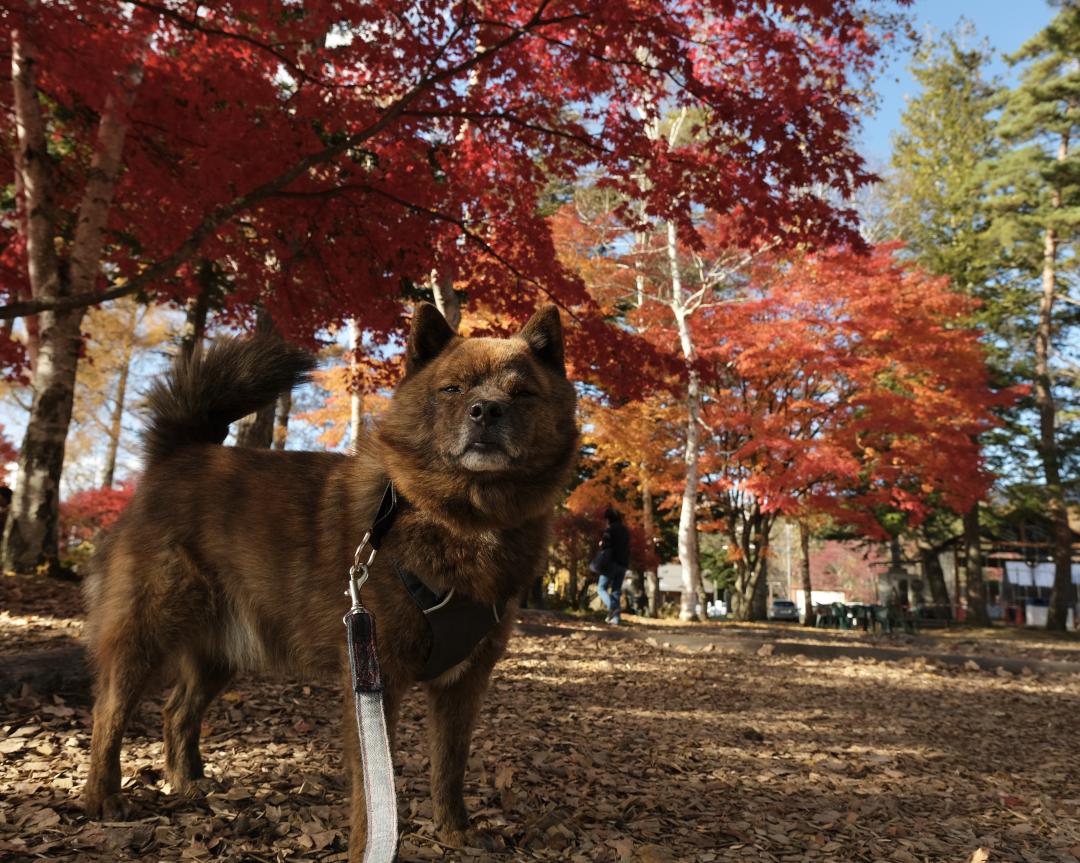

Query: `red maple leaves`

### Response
(2, 0, 885, 349)
(695, 246, 1008, 537)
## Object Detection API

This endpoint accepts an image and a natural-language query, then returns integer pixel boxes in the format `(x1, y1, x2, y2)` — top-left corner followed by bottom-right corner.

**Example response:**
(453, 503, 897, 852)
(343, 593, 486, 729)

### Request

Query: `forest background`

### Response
(1, 0, 1078, 630)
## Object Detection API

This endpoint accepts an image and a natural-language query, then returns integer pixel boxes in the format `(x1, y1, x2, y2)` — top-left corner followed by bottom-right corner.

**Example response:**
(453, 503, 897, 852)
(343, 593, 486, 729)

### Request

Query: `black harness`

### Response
(365, 483, 505, 681)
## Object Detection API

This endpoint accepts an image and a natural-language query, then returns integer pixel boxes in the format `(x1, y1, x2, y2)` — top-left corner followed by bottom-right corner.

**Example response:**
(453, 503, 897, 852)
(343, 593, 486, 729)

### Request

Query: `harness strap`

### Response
(394, 562, 505, 681)
(363, 482, 506, 681)
(367, 481, 401, 550)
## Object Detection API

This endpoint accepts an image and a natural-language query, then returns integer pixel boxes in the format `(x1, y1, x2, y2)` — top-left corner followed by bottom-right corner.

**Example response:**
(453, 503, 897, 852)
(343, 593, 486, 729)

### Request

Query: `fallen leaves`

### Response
(3, 578, 1080, 862)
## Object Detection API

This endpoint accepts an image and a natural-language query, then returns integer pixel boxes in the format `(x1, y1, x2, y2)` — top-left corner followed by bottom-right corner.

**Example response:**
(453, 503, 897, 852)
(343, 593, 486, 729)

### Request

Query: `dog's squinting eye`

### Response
(440, 385, 462, 394)
(513, 389, 536, 399)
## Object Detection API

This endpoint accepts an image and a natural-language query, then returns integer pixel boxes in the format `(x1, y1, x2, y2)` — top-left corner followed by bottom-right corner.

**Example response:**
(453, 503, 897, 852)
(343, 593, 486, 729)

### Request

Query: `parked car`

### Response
(768, 599, 799, 621)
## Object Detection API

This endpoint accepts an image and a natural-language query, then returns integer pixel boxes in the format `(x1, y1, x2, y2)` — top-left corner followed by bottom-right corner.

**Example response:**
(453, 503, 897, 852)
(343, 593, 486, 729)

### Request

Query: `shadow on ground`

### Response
(2, 579, 1079, 862)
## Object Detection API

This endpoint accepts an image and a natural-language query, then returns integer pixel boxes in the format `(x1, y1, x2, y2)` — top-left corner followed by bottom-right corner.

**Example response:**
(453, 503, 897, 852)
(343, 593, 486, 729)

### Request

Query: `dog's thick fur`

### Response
(82, 304, 577, 856)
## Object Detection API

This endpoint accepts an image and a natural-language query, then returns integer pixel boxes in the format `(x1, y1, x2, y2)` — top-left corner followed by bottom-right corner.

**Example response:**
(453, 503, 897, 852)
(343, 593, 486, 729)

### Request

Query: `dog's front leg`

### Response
(344, 675, 404, 863)
(423, 646, 501, 848)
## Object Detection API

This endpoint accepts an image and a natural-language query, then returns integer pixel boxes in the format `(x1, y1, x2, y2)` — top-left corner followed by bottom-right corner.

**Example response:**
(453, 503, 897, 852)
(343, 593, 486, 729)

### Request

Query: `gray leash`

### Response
(344, 532, 398, 863)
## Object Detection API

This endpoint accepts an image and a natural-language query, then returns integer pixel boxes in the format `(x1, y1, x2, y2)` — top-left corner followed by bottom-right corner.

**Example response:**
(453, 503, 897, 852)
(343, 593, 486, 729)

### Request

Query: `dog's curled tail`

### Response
(144, 337, 316, 464)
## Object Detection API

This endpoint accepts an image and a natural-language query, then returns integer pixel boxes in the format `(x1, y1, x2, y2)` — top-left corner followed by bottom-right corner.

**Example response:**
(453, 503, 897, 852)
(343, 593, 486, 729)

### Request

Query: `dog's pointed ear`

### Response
(406, 303, 456, 375)
(519, 305, 565, 375)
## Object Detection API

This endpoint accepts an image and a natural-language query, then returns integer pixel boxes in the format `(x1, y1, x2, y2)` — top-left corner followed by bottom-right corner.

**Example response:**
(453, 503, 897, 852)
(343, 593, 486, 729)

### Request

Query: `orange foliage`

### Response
(556, 193, 1008, 546)
(694, 246, 1011, 536)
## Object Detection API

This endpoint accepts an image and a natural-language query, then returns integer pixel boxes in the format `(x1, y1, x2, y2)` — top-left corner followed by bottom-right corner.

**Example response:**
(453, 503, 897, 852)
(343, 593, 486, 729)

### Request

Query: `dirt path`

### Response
(3, 580, 1079, 862)
(517, 613, 1080, 676)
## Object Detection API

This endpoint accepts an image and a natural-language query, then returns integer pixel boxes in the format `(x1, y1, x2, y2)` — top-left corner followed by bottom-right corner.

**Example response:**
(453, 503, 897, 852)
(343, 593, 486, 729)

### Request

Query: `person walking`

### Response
(595, 506, 631, 625)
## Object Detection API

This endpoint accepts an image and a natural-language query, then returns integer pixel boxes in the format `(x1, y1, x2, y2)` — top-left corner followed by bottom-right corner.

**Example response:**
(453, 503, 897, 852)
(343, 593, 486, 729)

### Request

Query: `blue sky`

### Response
(858, 0, 1056, 167)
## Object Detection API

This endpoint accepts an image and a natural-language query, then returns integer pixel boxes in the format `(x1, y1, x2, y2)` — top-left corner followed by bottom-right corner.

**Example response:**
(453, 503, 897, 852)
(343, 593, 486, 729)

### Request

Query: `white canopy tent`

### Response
(1003, 562, 1079, 629)
(1003, 561, 1080, 589)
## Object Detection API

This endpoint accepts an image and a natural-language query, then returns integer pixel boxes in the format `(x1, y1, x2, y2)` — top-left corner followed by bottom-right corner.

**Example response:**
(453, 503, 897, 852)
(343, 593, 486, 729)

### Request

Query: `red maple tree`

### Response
(2, 0, 885, 329)
(691, 246, 1006, 618)
(558, 192, 1006, 620)
(1, 0, 891, 573)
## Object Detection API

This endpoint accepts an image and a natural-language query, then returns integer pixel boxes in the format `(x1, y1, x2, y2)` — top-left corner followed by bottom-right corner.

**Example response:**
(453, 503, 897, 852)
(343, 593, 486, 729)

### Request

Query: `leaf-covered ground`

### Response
(2, 574, 1079, 863)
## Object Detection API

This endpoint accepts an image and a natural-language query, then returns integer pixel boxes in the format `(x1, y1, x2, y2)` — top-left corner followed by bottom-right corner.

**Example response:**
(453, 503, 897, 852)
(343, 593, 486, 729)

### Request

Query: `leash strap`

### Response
(344, 608, 397, 863)
(343, 481, 400, 863)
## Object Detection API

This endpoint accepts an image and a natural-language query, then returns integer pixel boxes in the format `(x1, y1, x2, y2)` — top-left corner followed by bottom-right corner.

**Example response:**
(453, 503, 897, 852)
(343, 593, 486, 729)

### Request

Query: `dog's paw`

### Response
(83, 790, 130, 821)
(435, 825, 499, 851)
(171, 776, 218, 799)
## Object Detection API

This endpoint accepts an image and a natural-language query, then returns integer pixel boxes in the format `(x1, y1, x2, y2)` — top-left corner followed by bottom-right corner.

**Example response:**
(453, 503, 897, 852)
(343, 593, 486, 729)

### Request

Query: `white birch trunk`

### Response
(431, 272, 461, 332)
(101, 304, 139, 488)
(668, 218, 704, 621)
(272, 390, 292, 451)
(4, 24, 143, 572)
(348, 319, 363, 451)
(635, 101, 704, 620)
(10, 19, 59, 302)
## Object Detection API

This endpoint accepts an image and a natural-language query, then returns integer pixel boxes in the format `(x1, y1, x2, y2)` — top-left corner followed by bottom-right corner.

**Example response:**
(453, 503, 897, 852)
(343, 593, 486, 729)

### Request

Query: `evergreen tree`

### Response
(889, 23, 1000, 298)
(984, 1, 1080, 631)
(886, 23, 1001, 625)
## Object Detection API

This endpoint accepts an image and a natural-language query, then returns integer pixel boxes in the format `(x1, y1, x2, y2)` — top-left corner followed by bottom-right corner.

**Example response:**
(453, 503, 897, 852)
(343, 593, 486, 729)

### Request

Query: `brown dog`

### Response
(82, 303, 577, 856)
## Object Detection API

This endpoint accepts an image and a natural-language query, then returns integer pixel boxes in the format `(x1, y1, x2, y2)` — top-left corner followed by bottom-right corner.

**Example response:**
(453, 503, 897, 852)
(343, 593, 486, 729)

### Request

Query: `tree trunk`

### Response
(101, 307, 137, 488)
(883, 535, 907, 610)
(921, 546, 952, 615)
(180, 261, 216, 359)
(963, 504, 990, 626)
(750, 556, 769, 620)
(730, 568, 768, 621)
(234, 404, 275, 448)
(730, 562, 765, 621)
(800, 521, 815, 626)
(567, 537, 579, 609)
(431, 275, 461, 333)
(645, 571, 660, 617)
(3, 20, 142, 574)
(670, 218, 703, 621)
(729, 568, 750, 620)
(675, 368, 702, 620)
(272, 390, 292, 451)
(576, 538, 592, 611)
(728, 511, 772, 621)
(3, 310, 84, 574)
(1038, 135, 1073, 632)
(641, 475, 659, 618)
(347, 318, 363, 450)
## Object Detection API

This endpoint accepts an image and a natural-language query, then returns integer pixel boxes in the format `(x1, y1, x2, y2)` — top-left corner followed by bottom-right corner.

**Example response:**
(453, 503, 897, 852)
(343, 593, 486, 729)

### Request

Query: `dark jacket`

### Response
(601, 521, 631, 569)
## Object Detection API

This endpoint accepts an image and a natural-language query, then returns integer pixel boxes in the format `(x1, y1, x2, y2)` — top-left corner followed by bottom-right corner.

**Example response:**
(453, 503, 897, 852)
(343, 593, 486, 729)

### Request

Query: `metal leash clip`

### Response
(347, 531, 378, 609)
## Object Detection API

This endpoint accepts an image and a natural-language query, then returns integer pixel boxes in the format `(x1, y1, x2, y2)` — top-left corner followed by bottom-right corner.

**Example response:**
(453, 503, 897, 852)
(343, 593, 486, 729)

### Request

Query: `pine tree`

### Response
(984, 1, 1080, 632)
(889, 23, 1000, 298)
(886, 23, 1000, 626)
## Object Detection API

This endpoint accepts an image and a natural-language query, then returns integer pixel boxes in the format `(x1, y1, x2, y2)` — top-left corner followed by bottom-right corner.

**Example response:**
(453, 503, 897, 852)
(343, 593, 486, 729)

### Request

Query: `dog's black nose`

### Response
(469, 400, 505, 426)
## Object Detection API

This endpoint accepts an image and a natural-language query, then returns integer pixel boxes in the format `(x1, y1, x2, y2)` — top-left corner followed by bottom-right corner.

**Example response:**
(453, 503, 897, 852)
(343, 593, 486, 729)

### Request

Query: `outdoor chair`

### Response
(847, 603, 873, 632)
(871, 604, 916, 635)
